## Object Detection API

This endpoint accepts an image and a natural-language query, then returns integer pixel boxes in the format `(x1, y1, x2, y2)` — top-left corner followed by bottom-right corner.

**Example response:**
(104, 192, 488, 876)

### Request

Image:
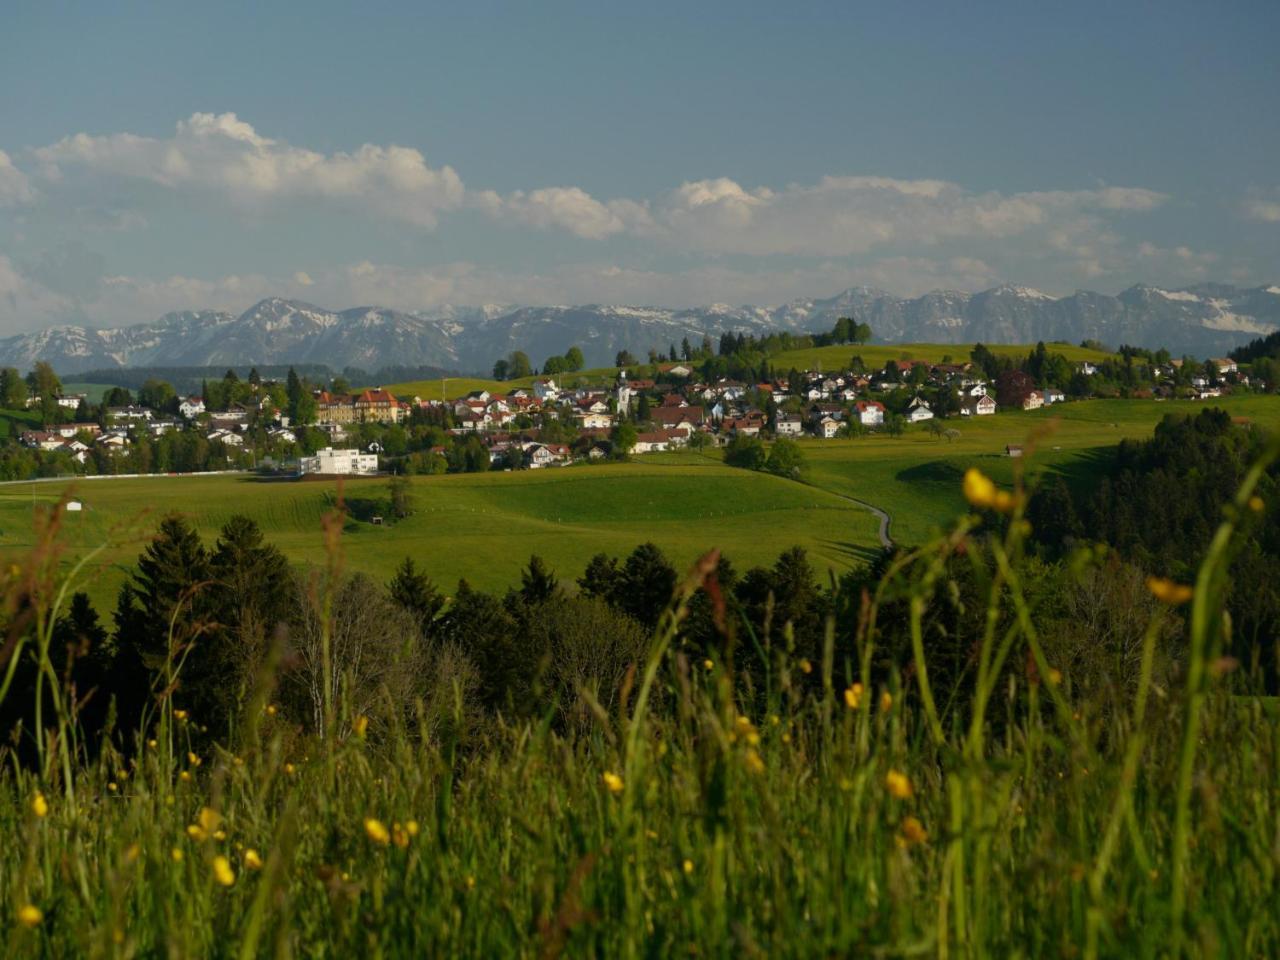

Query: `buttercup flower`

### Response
(31, 792, 48, 818)
(844, 683, 864, 710)
(364, 818, 391, 845)
(213, 855, 236, 886)
(244, 849, 263, 870)
(885, 770, 913, 799)
(899, 816, 929, 846)
(963, 468, 1016, 512)
(602, 771, 624, 795)
(1146, 576, 1193, 605)
(17, 904, 42, 928)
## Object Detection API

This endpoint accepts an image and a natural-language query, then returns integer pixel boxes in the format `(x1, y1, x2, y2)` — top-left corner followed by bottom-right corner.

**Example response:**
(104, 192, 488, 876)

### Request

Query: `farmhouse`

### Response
(907, 397, 934, 422)
(960, 394, 997, 416)
(855, 400, 886, 426)
(299, 447, 379, 476)
(1023, 391, 1045, 411)
(179, 397, 206, 418)
(775, 415, 804, 437)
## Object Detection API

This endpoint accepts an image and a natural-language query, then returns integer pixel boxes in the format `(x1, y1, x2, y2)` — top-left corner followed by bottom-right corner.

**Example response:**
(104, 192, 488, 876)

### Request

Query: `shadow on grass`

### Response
(820, 538, 885, 568)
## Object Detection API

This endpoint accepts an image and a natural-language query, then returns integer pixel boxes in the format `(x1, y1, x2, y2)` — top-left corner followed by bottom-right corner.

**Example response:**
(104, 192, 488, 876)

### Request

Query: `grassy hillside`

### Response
(0, 463, 883, 609)
(4, 394, 1276, 607)
(767, 340, 1114, 373)
(381, 344, 1115, 400)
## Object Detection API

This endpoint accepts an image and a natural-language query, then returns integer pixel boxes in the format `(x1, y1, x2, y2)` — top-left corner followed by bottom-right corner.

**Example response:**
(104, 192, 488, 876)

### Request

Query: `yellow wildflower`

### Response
(392, 824, 410, 849)
(364, 818, 390, 845)
(1146, 576, 1193, 605)
(171, 847, 184, 862)
(123, 843, 140, 864)
(899, 816, 928, 846)
(1047, 668, 1063, 686)
(963, 468, 1016, 512)
(885, 770, 913, 799)
(173, 709, 188, 721)
(1248, 495, 1264, 513)
(212, 855, 235, 887)
(198, 807, 222, 833)
(844, 683, 864, 710)
(186, 824, 207, 842)
(353, 715, 369, 739)
(179, 771, 192, 783)
(602, 771, 625, 795)
(187, 752, 201, 767)
(147, 739, 157, 749)
(799, 658, 812, 674)
(284, 763, 295, 775)
(243, 849, 263, 870)
(405, 820, 420, 837)
(744, 749, 766, 775)
(107, 782, 118, 793)
(31, 792, 48, 818)
(702, 658, 714, 670)
(682, 859, 694, 875)
(265, 704, 277, 716)
(879, 690, 893, 714)
(17, 904, 42, 928)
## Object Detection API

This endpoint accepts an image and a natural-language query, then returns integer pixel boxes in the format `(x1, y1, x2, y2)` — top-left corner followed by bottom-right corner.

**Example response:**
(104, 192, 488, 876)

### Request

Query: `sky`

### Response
(0, 0, 1277, 333)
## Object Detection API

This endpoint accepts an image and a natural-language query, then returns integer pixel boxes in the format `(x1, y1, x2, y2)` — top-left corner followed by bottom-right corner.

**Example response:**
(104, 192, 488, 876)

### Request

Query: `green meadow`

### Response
(0, 464, 882, 610)
(3, 394, 1277, 608)
(379, 343, 1116, 400)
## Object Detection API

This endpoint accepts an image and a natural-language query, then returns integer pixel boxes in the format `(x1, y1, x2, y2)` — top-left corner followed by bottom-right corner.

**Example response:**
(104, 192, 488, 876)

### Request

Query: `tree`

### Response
(388, 557, 445, 639)
(681, 338, 692, 361)
(615, 350, 636, 367)
(26, 361, 61, 401)
(725, 434, 767, 470)
(519, 555, 560, 606)
(207, 516, 292, 723)
(996, 369, 1036, 409)
(565, 346, 585, 372)
(611, 422, 637, 457)
(635, 393, 651, 423)
(388, 474, 413, 519)
(0, 367, 28, 409)
(492, 358, 510, 380)
(764, 437, 806, 478)
(507, 351, 533, 380)
(578, 553, 622, 601)
(138, 378, 178, 413)
(543, 355, 568, 376)
(885, 413, 906, 438)
(616, 543, 677, 629)
(331, 376, 350, 394)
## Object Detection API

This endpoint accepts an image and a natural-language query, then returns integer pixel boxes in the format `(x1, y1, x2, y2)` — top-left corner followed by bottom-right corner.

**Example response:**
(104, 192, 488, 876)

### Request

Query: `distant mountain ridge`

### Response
(2, 283, 1277, 375)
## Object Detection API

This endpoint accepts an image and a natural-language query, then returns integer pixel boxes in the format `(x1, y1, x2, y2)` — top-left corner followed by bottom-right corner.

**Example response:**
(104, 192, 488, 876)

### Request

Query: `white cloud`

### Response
(1244, 196, 1280, 223)
(293, 270, 314, 286)
(0, 150, 36, 206)
(33, 112, 465, 227)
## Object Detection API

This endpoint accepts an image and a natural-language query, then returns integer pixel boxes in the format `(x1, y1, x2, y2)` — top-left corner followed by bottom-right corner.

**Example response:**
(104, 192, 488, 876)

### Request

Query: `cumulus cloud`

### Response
(33, 112, 466, 227)
(1243, 191, 1280, 223)
(0, 150, 36, 206)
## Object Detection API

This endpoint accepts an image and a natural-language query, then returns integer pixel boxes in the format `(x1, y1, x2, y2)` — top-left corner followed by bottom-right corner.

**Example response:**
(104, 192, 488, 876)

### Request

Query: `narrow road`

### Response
(809, 486, 893, 549)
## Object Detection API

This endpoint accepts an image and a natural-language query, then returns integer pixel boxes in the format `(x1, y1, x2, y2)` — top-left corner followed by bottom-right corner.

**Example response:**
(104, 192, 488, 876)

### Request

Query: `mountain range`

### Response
(2, 283, 1277, 376)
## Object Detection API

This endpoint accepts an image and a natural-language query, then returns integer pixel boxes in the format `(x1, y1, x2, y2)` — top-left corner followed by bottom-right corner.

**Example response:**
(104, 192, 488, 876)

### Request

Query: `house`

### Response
(179, 397, 206, 418)
(207, 429, 244, 446)
(652, 406, 705, 432)
(1213, 358, 1238, 375)
(1078, 362, 1098, 376)
(106, 405, 153, 422)
(906, 397, 934, 423)
(1022, 390, 1045, 411)
(299, 447, 379, 476)
(575, 411, 614, 430)
(727, 417, 764, 437)
(856, 400, 886, 427)
(1006, 444, 1024, 457)
(50, 423, 101, 438)
(532, 379, 559, 402)
(666, 364, 693, 378)
(960, 395, 997, 416)
(632, 430, 689, 453)
(814, 416, 841, 439)
(1045, 389, 1066, 404)
(775, 415, 804, 437)
(524, 442, 570, 468)
(353, 389, 406, 424)
(56, 394, 86, 410)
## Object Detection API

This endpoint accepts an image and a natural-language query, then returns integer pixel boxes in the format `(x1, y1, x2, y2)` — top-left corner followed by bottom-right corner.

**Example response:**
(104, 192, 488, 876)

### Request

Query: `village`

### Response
(10, 349, 1254, 477)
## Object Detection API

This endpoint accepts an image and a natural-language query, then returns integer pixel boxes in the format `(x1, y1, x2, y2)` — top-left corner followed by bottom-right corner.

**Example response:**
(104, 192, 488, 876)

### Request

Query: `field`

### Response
(4, 394, 1278, 611)
(0, 463, 883, 610)
(378, 343, 1116, 400)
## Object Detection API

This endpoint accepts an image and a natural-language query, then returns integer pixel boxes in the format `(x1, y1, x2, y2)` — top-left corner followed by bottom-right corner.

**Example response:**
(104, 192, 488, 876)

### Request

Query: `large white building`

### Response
(299, 447, 379, 476)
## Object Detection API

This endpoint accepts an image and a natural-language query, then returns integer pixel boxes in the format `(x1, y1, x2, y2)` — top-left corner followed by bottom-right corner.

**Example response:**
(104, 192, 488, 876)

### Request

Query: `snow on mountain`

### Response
(1, 283, 1276, 376)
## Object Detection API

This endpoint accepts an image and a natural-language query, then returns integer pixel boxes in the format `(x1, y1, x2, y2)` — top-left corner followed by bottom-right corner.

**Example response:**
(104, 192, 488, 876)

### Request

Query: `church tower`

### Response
(615, 370, 631, 417)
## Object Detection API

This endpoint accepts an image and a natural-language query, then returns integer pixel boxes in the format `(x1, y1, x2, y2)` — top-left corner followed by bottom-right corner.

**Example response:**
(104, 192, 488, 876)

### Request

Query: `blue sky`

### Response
(0, 0, 1277, 331)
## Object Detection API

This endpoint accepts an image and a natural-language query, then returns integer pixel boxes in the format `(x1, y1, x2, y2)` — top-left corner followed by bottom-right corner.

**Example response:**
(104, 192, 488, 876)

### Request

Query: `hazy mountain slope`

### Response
(2, 284, 1276, 375)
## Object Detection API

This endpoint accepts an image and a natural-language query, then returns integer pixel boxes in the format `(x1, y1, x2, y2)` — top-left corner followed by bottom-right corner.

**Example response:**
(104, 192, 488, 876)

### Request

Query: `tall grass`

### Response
(1, 448, 1278, 957)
